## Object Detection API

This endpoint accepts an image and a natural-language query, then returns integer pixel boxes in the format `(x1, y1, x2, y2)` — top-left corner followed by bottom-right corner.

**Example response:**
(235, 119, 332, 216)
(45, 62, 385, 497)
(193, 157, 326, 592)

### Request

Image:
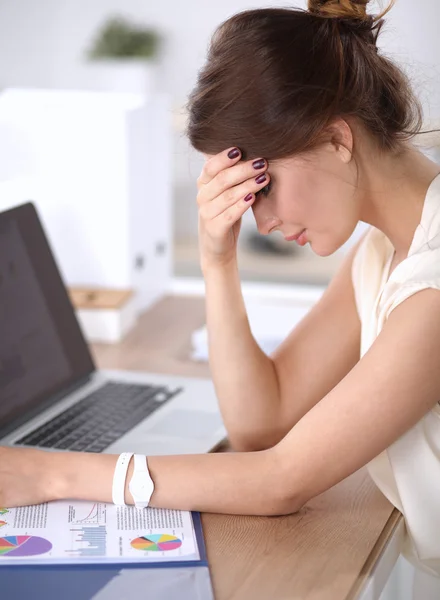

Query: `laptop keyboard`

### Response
(15, 381, 182, 453)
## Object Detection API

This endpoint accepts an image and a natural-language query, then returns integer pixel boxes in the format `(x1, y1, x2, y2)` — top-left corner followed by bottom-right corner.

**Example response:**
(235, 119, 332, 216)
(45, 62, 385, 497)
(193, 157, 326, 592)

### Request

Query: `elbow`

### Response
(257, 449, 309, 516)
(226, 428, 284, 453)
(229, 437, 269, 453)
(267, 486, 307, 516)
(260, 489, 304, 517)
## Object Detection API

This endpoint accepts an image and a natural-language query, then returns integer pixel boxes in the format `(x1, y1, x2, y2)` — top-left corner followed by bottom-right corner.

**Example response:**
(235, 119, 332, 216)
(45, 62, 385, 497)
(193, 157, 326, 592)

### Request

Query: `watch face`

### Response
(130, 476, 153, 499)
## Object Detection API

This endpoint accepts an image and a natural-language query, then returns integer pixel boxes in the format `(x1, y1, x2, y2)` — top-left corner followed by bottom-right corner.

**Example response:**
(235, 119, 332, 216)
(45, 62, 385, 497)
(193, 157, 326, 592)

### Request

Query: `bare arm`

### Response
(274, 287, 440, 509)
(203, 260, 281, 451)
(4, 283, 440, 515)
(269, 238, 363, 441)
(196, 147, 281, 450)
(198, 146, 364, 452)
(208, 236, 364, 452)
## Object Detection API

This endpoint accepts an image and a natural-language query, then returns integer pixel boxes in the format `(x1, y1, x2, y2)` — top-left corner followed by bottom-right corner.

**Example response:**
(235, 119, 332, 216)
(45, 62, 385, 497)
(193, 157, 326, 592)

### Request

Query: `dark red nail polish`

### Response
(228, 148, 240, 159)
(255, 174, 267, 184)
(244, 193, 253, 202)
(252, 159, 265, 170)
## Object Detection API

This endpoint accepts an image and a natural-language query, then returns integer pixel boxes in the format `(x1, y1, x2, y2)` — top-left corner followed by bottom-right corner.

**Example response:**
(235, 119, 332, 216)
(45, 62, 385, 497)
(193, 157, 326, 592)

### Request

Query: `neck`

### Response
(358, 142, 440, 260)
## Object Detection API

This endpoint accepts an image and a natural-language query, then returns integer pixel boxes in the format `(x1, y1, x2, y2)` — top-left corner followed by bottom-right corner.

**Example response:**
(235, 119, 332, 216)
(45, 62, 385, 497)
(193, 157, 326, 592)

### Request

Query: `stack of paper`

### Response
(0, 501, 203, 566)
(191, 299, 317, 361)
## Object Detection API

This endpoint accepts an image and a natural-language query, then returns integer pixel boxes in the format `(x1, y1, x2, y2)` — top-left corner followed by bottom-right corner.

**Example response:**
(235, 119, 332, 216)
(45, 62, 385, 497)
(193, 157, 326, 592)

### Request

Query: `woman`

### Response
(2, 0, 440, 583)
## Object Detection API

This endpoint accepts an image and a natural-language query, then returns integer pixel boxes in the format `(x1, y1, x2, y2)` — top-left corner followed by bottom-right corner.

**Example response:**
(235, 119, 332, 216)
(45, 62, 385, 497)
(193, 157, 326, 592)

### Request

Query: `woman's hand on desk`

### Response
(0, 447, 121, 508)
(0, 446, 60, 507)
(197, 147, 270, 271)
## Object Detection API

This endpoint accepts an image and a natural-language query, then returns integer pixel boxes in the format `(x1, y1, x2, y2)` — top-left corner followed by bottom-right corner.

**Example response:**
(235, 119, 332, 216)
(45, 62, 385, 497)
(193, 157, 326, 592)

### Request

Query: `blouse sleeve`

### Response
(379, 250, 440, 326)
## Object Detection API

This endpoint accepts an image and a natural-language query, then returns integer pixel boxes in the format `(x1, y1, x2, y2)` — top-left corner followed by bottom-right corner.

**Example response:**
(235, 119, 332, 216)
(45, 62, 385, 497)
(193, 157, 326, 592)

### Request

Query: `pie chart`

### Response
(0, 536, 52, 557)
(131, 534, 182, 552)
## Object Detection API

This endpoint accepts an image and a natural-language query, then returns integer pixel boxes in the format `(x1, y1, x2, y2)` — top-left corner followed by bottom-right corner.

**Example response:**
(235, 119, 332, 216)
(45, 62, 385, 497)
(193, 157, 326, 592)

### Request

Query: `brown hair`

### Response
(185, 0, 435, 163)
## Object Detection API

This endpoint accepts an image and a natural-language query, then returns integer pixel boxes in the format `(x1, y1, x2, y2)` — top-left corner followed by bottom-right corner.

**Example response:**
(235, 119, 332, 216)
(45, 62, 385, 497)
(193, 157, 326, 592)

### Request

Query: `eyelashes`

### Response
(256, 180, 272, 198)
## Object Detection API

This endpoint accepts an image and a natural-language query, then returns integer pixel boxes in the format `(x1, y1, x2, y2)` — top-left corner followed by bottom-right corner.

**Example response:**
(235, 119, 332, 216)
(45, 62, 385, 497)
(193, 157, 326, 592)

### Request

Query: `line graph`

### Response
(78, 504, 98, 523)
(68, 503, 106, 526)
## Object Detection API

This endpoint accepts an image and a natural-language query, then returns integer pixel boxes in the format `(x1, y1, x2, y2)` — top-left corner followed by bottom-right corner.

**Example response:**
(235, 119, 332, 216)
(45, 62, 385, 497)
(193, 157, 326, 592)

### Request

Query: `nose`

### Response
(251, 201, 281, 235)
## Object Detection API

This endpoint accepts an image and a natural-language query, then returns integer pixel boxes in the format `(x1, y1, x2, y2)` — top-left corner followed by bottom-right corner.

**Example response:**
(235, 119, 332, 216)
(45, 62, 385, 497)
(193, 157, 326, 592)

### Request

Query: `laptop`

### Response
(0, 202, 227, 456)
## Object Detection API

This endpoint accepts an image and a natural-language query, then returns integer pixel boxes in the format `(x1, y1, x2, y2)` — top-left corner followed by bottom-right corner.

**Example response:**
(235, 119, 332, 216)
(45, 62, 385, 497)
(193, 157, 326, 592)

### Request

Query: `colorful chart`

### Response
(131, 534, 182, 552)
(68, 525, 106, 557)
(0, 521, 6, 528)
(0, 508, 8, 516)
(0, 536, 52, 557)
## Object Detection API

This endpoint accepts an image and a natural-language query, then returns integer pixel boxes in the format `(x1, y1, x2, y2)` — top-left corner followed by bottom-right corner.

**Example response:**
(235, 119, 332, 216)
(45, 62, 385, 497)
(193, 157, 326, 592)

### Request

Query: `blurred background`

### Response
(0, 0, 438, 299)
(0, 4, 438, 593)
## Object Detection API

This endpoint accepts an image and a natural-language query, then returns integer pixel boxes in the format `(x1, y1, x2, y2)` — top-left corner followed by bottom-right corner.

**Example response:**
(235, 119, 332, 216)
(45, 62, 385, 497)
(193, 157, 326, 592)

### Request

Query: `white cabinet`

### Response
(0, 88, 173, 313)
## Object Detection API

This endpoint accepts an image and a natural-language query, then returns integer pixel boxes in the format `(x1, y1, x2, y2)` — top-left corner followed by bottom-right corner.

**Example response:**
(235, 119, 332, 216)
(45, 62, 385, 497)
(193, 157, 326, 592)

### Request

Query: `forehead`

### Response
(200, 153, 313, 173)
(201, 152, 284, 165)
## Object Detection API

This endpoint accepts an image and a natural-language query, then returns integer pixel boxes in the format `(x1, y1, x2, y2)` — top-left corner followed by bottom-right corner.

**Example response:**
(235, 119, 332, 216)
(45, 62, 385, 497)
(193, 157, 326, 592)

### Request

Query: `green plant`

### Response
(87, 16, 160, 61)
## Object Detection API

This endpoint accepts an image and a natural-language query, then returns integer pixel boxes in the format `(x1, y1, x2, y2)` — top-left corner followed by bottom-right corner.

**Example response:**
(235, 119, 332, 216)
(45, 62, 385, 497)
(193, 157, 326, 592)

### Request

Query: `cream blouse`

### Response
(351, 172, 440, 576)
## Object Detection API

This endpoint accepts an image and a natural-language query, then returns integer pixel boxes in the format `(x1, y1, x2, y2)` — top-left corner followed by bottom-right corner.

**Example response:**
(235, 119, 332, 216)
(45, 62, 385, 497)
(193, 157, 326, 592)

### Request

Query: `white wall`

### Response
(0, 0, 439, 110)
(0, 0, 439, 239)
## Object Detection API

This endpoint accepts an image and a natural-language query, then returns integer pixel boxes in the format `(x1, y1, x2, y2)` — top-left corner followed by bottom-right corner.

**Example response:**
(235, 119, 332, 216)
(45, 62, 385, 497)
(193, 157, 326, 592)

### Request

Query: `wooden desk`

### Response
(90, 295, 403, 600)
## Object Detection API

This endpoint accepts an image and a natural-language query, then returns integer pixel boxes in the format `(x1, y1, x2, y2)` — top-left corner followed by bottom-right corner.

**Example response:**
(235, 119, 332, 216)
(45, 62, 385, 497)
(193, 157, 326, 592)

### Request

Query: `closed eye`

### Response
(256, 180, 272, 198)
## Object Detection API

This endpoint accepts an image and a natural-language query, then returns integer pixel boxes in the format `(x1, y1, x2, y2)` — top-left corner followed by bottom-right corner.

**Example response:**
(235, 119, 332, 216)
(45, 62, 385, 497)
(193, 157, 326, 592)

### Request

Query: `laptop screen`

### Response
(0, 202, 95, 433)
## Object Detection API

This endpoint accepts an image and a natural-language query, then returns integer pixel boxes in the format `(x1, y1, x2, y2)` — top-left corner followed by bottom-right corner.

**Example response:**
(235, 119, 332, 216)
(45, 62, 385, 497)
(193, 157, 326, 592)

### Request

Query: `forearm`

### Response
(53, 449, 297, 516)
(203, 261, 282, 449)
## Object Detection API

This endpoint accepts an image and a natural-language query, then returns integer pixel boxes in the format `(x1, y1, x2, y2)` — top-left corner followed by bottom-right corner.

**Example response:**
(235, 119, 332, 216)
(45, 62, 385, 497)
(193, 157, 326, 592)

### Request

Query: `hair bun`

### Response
(308, 0, 370, 21)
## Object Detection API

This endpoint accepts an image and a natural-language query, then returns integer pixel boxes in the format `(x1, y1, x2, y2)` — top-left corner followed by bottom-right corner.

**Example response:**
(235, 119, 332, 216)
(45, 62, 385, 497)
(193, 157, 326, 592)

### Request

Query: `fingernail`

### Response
(228, 148, 240, 159)
(252, 159, 265, 170)
(244, 193, 253, 202)
(255, 174, 267, 184)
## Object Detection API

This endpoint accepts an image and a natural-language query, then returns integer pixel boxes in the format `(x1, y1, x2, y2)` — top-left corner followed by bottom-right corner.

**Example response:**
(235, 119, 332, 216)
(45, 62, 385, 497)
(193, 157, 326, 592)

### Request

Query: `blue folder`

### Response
(3, 512, 214, 600)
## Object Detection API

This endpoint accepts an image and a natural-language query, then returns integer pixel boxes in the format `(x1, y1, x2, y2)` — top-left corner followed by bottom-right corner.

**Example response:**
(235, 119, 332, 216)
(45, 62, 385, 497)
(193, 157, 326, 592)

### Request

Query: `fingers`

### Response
(197, 147, 241, 188)
(202, 192, 257, 239)
(197, 147, 268, 206)
(196, 147, 270, 246)
(200, 170, 270, 222)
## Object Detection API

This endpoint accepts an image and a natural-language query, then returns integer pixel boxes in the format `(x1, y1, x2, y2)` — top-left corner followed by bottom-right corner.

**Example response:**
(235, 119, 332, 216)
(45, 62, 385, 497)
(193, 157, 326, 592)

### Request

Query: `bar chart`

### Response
(67, 525, 107, 557)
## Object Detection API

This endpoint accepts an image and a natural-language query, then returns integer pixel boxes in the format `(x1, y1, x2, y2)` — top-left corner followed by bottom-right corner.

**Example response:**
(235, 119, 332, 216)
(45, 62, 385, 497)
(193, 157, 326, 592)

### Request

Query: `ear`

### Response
(327, 117, 354, 164)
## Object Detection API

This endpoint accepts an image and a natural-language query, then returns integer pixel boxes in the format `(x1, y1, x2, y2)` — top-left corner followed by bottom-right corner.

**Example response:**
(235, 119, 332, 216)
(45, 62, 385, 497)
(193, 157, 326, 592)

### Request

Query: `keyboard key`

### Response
(15, 381, 182, 452)
(68, 440, 91, 451)
(87, 442, 108, 453)
(54, 438, 77, 449)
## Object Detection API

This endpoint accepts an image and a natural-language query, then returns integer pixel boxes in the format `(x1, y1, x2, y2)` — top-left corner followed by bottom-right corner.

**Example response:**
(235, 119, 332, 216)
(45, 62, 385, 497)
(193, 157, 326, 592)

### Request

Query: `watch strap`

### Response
(129, 454, 154, 509)
(112, 452, 134, 506)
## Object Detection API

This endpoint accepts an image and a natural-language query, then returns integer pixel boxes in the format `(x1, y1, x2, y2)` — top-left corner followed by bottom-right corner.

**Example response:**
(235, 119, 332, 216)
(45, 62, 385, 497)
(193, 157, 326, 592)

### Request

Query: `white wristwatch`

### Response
(112, 452, 133, 506)
(128, 454, 155, 509)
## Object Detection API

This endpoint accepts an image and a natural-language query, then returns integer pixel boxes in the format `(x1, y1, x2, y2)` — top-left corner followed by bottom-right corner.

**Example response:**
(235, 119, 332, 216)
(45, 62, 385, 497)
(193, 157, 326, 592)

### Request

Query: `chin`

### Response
(309, 240, 341, 258)
(314, 248, 334, 257)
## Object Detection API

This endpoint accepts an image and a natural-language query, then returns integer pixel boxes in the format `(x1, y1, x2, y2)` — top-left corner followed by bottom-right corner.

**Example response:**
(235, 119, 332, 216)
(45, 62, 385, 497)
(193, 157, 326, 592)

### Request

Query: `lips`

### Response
(284, 229, 306, 242)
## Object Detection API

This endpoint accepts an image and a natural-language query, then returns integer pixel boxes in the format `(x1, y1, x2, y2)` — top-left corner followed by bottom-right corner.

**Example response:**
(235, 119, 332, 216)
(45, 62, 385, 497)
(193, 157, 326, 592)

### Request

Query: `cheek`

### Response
(310, 206, 358, 255)
(277, 177, 320, 222)
(273, 193, 305, 222)
(280, 197, 314, 225)
(310, 182, 354, 228)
